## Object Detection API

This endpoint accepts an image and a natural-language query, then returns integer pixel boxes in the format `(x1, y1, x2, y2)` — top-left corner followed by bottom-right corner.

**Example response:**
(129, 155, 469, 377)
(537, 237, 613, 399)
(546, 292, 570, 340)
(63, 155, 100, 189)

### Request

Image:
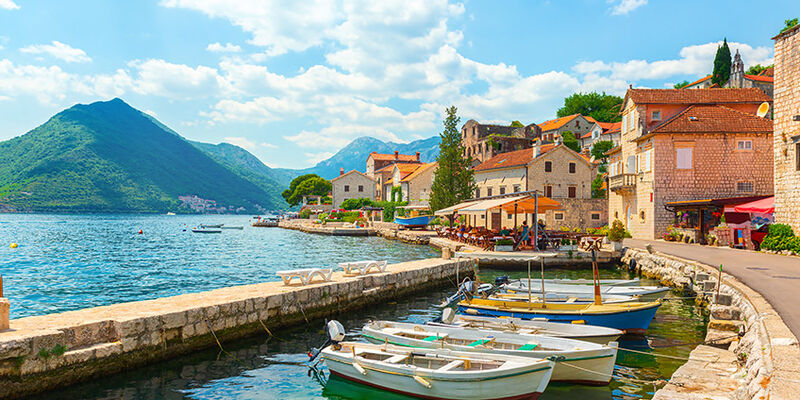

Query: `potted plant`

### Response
(607, 220, 626, 251)
(494, 238, 515, 252)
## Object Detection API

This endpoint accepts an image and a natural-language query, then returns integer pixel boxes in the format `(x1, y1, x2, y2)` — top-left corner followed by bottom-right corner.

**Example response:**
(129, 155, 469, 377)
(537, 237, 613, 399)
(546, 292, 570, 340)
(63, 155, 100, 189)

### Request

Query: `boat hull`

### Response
(394, 215, 433, 227)
(457, 302, 660, 334)
(437, 315, 623, 345)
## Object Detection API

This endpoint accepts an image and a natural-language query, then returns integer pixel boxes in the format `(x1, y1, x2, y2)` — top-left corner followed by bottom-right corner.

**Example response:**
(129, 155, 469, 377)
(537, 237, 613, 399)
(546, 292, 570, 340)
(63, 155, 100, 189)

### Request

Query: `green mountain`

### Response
(0, 98, 285, 213)
(275, 136, 441, 180)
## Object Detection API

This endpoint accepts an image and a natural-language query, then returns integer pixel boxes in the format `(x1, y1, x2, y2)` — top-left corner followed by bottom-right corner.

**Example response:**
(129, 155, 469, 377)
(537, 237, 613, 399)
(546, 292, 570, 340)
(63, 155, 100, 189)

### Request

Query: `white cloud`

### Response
(128, 59, 229, 99)
(608, 0, 646, 15)
(223, 136, 256, 150)
(20, 41, 91, 63)
(304, 151, 336, 164)
(206, 42, 241, 53)
(0, 59, 130, 103)
(0, 0, 19, 10)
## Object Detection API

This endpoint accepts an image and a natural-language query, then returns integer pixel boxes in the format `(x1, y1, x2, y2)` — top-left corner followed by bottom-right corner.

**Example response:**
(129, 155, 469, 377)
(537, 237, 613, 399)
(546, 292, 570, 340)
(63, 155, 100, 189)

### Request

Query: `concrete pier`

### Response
(0, 258, 475, 399)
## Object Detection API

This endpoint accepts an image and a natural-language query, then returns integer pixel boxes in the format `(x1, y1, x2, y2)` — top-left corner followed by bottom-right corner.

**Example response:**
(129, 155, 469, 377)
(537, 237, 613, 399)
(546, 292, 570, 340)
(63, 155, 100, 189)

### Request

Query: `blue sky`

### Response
(0, 0, 796, 168)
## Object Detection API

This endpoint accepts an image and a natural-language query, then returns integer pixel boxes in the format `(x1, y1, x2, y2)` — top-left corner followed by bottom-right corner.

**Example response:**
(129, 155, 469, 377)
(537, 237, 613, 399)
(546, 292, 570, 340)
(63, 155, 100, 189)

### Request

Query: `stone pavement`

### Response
(626, 239, 800, 341)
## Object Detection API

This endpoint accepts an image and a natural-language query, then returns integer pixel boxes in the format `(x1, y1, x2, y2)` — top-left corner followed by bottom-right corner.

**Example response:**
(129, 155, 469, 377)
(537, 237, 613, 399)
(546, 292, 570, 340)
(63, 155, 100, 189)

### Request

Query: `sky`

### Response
(0, 0, 796, 169)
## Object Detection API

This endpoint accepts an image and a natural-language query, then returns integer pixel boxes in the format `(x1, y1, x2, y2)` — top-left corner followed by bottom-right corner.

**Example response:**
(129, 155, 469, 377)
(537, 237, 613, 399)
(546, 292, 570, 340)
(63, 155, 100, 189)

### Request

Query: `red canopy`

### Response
(733, 196, 774, 214)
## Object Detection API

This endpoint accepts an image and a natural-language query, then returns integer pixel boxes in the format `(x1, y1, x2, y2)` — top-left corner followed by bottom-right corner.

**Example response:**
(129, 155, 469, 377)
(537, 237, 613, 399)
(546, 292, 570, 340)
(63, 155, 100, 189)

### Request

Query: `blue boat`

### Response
(393, 215, 433, 228)
(457, 298, 661, 334)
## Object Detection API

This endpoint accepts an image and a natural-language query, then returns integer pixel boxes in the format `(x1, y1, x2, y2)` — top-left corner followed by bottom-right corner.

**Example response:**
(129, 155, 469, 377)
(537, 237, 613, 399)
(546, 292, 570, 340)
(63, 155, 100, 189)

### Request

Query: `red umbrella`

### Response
(733, 196, 774, 213)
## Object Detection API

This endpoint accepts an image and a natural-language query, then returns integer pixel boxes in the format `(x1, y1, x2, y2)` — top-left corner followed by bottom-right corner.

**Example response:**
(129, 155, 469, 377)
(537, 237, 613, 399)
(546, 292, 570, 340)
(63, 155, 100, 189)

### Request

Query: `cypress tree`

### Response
(712, 38, 732, 86)
(429, 106, 476, 216)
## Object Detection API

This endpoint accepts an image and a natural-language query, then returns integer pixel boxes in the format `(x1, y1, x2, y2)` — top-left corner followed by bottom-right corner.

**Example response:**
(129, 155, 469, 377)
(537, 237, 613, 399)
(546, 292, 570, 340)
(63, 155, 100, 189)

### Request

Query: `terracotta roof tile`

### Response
(757, 66, 774, 77)
(331, 170, 375, 183)
(648, 104, 772, 135)
(626, 87, 771, 105)
(682, 75, 712, 88)
(474, 148, 533, 171)
(401, 162, 437, 182)
(539, 114, 580, 131)
(584, 116, 599, 124)
(368, 152, 419, 162)
(744, 74, 774, 83)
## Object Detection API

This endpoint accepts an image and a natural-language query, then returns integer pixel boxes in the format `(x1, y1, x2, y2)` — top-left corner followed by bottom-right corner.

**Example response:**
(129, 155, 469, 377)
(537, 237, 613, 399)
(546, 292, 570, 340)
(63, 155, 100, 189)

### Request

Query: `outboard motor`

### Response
(308, 320, 346, 362)
(494, 276, 510, 286)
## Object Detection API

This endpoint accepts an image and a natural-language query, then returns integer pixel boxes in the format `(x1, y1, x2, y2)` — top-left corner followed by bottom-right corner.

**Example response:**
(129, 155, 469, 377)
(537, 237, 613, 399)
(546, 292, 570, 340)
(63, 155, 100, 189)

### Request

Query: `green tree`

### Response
(745, 64, 772, 75)
(673, 80, 690, 89)
(430, 106, 475, 215)
(557, 92, 623, 123)
(590, 140, 615, 162)
(510, 120, 524, 127)
(781, 18, 799, 34)
(340, 197, 375, 210)
(286, 177, 331, 206)
(282, 174, 319, 202)
(561, 131, 581, 153)
(712, 38, 732, 86)
(591, 174, 605, 199)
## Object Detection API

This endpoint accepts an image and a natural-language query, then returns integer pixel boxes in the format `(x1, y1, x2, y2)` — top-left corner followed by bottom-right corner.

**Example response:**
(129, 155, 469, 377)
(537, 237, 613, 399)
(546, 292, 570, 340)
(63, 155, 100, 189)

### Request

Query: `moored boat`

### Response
(362, 320, 617, 385)
(490, 292, 640, 304)
(322, 341, 554, 400)
(192, 228, 221, 233)
(539, 278, 639, 286)
(220, 225, 244, 230)
(430, 312, 623, 345)
(458, 297, 661, 334)
(252, 216, 279, 227)
(393, 215, 433, 228)
(504, 280, 669, 301)
(200, 223, 223, 228)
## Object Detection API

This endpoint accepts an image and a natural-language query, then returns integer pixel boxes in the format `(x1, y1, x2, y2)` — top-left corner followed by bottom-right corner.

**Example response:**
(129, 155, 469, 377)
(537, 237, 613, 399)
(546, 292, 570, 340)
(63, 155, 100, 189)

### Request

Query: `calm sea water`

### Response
(2, 214, 707, 400)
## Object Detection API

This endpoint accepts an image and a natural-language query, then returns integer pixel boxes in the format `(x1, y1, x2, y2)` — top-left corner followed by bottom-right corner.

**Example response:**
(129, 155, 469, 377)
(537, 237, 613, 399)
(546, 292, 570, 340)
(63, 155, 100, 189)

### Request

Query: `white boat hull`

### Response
(505, 281, 669, 301)
(433, 315, 623, 345)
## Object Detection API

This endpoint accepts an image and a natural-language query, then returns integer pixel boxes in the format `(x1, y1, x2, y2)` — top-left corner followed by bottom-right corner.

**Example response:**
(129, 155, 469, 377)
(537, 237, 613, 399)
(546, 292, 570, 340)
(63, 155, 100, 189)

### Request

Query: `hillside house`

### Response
(538, 114, 597, 145)
(581, 121, 621, 150)
(773, 24, 800, 234)
(460, 120, 540, 166)
(607, 87, 773, 240)
(366, 151, 421, 200)
(397, 162, 437, 205)
(331, 169, 376, 208)
(682, 51, 774, 97)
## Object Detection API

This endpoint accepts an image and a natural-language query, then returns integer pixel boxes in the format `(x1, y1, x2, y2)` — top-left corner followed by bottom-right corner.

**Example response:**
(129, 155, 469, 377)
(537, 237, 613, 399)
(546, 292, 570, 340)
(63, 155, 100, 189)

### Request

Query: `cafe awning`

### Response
(733, 196, 774, 214)
(499, 196, 562, 213)
(459, 195, 527, 214)
(433, 200, 482, 216)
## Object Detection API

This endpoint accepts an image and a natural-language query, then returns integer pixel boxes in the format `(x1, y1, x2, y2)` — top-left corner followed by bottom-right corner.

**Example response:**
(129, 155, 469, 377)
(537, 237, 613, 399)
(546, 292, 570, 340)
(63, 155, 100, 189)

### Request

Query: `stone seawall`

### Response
(0, 258, 475, 399)
(623, 248, 799, 400)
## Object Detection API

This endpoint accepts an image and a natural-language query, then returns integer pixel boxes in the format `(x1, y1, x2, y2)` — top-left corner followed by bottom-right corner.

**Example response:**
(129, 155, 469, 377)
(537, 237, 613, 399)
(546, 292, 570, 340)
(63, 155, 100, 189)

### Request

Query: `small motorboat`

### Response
(313, 321, 554, 400)
(363, 320, 617, 385)
(192, 228, 221, 233)
(200, 223, 223, 228)
(220, 225, 244, 230)
(538, 278, 640, 287)
(393, 205, 433, 229)
(504, 280, 669, 301)
(490, 292, 640, 304)
(429, 311, 623, 345)
(458, 297, 661, 334)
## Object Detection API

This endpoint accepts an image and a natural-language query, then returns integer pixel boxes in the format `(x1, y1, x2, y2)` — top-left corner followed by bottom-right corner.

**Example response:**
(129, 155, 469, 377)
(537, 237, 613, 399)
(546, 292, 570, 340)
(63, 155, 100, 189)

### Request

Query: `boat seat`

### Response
(518, 343, 539, 351)
(385, 354, 408, 364)
(566, 297, 578, 303)
(467, 338, 492, 347)
(438, 360, 464, 371)
(422, 335, 441, 342)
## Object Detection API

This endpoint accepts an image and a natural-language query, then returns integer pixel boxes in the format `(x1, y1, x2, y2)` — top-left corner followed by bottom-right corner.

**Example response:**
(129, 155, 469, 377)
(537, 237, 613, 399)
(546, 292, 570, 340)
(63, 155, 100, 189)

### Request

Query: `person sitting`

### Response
(499, 226, 511, 236)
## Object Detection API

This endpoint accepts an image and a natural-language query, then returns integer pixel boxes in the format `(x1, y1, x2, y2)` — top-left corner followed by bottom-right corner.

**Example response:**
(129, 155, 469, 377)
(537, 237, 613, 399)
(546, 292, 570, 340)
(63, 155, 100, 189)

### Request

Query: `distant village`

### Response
(295, 27, 800, 250)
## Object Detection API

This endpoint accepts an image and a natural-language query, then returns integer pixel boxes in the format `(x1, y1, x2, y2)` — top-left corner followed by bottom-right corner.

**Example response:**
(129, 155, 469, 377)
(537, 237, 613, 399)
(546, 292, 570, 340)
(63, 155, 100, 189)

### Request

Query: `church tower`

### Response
(729, 49, 745, 88)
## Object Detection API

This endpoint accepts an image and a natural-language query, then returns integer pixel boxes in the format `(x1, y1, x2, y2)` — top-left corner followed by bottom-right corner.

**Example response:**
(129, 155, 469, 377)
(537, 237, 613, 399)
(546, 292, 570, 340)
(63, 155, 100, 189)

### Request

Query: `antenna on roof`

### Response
(757, 102, 770, 118)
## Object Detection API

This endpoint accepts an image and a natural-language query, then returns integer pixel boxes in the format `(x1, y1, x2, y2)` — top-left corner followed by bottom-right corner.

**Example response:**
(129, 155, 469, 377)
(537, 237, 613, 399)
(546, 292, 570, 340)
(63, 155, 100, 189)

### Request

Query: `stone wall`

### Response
(623, 248, 799, 400)
(773, 26, 800, 234)
(544, 197, 607, 229)
(528, 146, 595, 200)
(331, 171, 376, 208)
(0, 258, 475, 399)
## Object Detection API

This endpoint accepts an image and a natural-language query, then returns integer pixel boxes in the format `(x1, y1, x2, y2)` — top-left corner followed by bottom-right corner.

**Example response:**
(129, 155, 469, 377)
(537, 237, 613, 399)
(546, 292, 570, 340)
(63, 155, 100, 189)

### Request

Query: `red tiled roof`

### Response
(745, 74, 774, 83)
(603, 122, 621, 133)
(648, 104, 773, 135)
(757, 67, 774, 77)
(474, 148, 534, 171)
(368, 152, 419, 162)
(625, 88, 771, 106)
(584, 116, 599, 124)
(682, 75, 712, 88)
(394, 163, 423, 179)
(401, 162, 437, 182)
(539, 114, 580, 131)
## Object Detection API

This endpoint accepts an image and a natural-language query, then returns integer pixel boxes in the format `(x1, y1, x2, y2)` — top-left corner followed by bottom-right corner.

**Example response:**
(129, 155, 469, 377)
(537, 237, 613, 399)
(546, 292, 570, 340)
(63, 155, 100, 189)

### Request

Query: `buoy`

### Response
(9, 243, 17, 249)
(138, 229, 143, 235)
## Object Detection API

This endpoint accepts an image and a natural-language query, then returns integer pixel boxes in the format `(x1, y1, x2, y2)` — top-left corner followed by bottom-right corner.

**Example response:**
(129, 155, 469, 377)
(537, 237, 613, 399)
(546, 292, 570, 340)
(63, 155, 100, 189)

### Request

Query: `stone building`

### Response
(773, 24, 800, 234)
(397, 162, 437, 205)
(381, 163, 424, 201)
(366, 151, 421, 200)
(607, 88, 773, 240)
(330, 169, 376, 208)
(538, 114, 597, 144)
(581, 121, 621, 150)
(460, 120, 540, 166)
(682, 51, 774, 97)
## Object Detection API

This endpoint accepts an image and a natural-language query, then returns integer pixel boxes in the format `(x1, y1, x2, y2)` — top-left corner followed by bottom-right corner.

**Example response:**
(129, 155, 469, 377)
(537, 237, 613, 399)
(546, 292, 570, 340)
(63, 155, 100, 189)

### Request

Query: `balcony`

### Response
(608, 173, 637, 193)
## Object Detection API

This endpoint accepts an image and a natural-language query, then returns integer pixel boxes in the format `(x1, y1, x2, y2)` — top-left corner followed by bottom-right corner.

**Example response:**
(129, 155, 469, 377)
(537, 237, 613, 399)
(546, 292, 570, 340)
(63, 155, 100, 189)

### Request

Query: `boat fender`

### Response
(352, 362, 367, 375)
(9, 243, 17, 249)
(413, 376, 432, 388)
(464, 308, 479, 315)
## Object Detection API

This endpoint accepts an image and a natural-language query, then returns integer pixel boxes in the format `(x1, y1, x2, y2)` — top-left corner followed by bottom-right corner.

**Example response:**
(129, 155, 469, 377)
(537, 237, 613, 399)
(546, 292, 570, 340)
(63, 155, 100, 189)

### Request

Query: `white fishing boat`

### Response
(200, 223, 223, 228)
(429, 311, 623, 345)
(192, 228, 221, 233)
(490, 292, 640, 304)
(539, 278, 639, 286)
(322, 342, 554, 400)
(363, 320, 618, 385)
(504, 280, 669, 301)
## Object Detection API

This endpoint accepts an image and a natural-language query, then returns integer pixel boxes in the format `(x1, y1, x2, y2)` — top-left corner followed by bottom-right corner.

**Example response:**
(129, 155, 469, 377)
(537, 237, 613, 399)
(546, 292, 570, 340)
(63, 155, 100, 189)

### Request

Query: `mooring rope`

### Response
(203, 319, 247, 366)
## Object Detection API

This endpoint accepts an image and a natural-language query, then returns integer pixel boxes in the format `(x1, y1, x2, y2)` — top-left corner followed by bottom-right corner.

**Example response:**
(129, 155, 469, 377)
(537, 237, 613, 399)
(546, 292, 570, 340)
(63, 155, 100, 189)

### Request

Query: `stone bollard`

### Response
(442, 247, 452, 260)
(713, 293, 733, 306)
(702, 280, 717, 292)
(695, 272, 710, 283)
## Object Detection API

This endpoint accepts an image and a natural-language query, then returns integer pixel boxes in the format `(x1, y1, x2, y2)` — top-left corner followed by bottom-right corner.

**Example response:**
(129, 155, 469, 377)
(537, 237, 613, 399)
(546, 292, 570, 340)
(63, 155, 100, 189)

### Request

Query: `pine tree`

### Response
(430, 106, 476, 214)
(712, 38, 732, 86)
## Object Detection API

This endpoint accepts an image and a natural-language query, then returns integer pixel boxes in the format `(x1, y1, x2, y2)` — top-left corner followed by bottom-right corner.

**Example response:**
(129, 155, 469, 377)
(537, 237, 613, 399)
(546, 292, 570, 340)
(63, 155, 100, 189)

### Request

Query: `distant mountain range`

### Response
(0, 98, 441, 213)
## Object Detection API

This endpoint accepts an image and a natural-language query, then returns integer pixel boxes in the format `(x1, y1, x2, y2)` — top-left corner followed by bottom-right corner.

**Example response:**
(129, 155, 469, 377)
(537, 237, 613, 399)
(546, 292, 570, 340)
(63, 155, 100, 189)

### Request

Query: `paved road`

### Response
(625, 239, 800, 339)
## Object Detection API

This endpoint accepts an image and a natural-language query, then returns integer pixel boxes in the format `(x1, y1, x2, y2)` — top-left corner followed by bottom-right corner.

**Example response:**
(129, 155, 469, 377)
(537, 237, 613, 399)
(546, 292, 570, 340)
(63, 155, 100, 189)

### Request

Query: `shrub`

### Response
(607, 220, 626, 242)
(340, 198, 375, 210)
(761, 223, 799, 252)
(298, 208, 311, 219)
(375, 201, 408, 222)
(496, 238, 514, 246)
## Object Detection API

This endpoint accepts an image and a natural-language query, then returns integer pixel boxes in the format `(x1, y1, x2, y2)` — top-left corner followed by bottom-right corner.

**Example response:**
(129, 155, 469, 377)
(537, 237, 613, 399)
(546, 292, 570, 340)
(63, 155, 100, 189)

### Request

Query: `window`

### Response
(640, 210, 646, 221)
(737, 181, 754, 192)
(643, 149, 652, 172)
(568, 186, 576, 198)
(358, 185, 363, 192)
(499, 186, 506, 195)
(545, 185, 552, 197)
(513, 184, 521, 193)
(614, 211, 619, 219)
(622, 115, 627, 133)
(554, 212, 564, 220)
(591, 212, 601, 220)
(487, 187, 493, 196)
(676, 147, 693, 169)
(507, 214, 513, 219)
(475, 188, 481, 198)
(796, 143, 800, 171)
(736, 140, 753, 150)
(344, 185, 350, 192)
(569, 162, 576, 173)
(652, 110, 661, 120)
(497, 143, 503, 151)
(544, 161, 552, 172)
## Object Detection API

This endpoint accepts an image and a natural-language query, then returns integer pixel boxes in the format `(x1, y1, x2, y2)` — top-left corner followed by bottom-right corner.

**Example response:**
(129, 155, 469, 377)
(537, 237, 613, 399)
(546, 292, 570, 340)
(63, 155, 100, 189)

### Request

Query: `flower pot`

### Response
(611, 241, 623, 252)
(494, 244, 514, 252)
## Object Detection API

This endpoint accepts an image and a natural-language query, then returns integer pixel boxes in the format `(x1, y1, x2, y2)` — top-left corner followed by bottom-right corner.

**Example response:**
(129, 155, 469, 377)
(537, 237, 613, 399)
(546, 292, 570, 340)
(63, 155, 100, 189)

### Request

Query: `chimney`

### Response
(415, 152, 420, 161)
(339, 167, 344, 176)
(394, 150, 399, 160)
(533, 139, 541, 158)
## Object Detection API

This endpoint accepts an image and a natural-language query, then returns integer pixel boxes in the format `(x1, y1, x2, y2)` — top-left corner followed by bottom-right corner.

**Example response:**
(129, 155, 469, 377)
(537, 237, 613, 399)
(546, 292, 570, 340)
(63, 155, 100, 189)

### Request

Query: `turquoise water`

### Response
(2, 214, 707, 399)
(0, 214, 439, 319)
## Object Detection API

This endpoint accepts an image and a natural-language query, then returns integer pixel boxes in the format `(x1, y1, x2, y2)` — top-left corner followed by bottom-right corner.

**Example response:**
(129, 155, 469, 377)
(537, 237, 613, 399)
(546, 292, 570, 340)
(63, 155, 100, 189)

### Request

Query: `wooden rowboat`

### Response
(429, 313, 623, 345)
(322, 342, 554, 400)
(490, 292, 640, 304)
(363, 321, 618, 385)
(504, 280, 669, 301)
